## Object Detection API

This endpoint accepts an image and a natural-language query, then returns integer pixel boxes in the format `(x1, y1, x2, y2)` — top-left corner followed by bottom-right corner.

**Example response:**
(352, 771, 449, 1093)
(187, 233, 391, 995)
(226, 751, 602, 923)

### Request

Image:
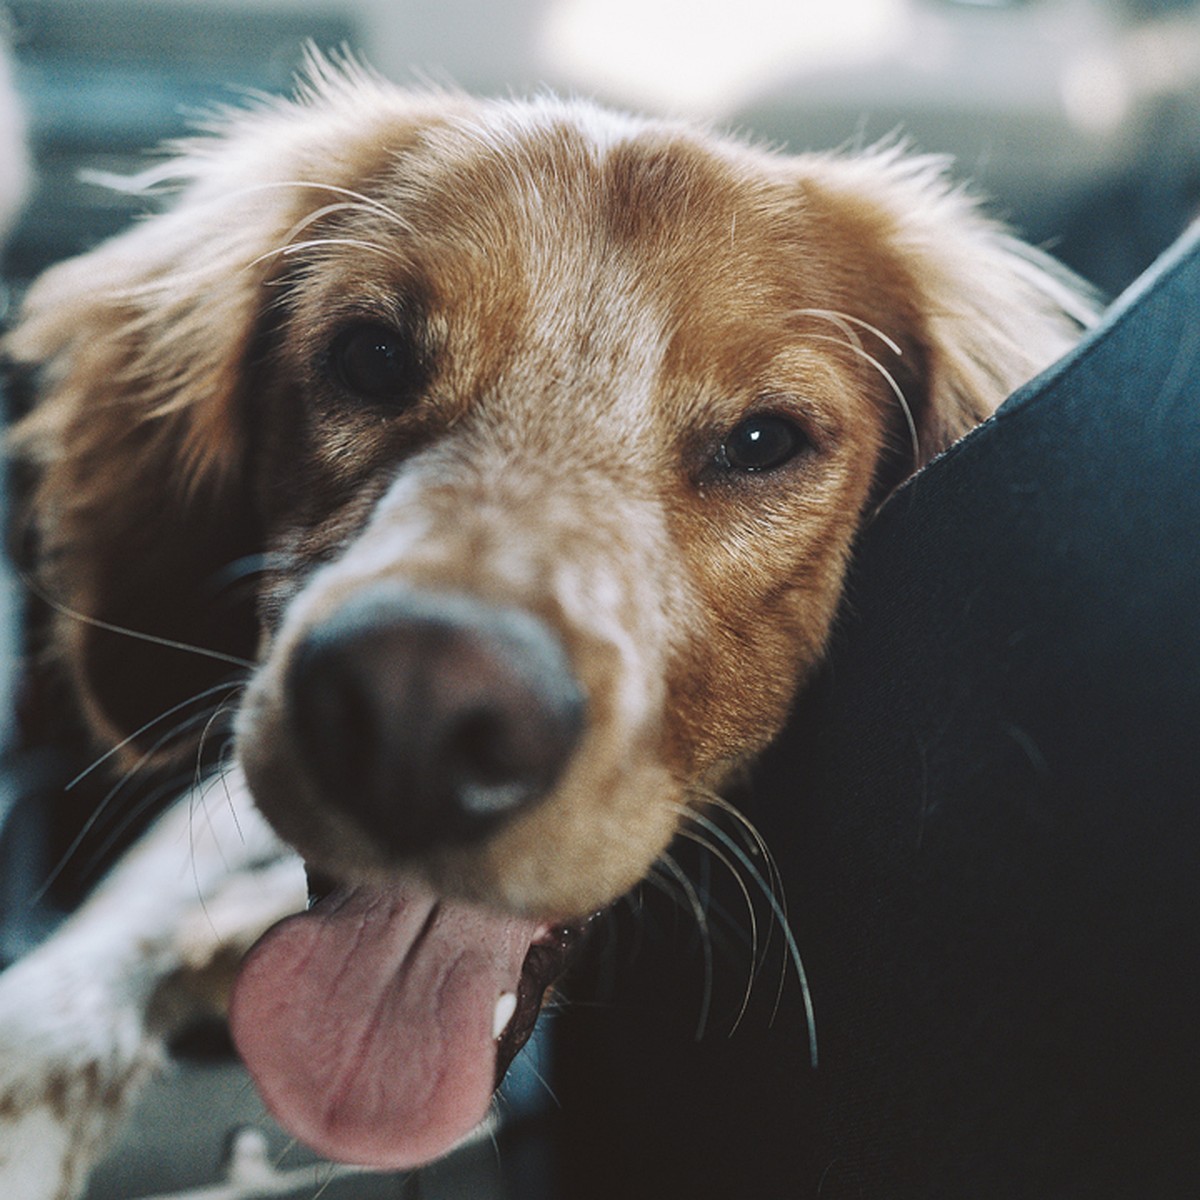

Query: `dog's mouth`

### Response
(228, 865, 589, 1169)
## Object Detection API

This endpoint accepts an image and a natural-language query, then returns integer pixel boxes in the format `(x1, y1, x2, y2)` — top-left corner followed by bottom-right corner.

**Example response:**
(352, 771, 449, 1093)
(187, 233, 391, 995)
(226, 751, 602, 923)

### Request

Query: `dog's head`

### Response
(8, 59, 1086, 1169)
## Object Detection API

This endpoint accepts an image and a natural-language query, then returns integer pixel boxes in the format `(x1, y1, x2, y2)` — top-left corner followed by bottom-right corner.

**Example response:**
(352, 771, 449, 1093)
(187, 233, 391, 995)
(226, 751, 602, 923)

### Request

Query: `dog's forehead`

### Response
(392, 101, 802, 294)
(323, 102, 827, 427)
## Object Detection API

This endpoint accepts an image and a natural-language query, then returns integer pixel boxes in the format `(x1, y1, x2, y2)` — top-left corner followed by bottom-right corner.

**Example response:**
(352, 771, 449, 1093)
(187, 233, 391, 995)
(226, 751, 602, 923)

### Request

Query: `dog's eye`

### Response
(330, 322, 424, 403)
(721, 414, 807, 473)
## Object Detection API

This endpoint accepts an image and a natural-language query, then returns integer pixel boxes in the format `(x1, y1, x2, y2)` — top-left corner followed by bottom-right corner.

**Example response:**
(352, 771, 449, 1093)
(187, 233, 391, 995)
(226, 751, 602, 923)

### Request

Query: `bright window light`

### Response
(539, 0, 909, 116)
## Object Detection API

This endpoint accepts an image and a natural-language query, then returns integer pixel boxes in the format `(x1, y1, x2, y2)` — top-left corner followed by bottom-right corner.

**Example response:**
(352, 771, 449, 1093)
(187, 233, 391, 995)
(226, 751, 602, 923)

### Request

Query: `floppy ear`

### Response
(6, 60, 455, 761)
(802, 146, 1096, 489)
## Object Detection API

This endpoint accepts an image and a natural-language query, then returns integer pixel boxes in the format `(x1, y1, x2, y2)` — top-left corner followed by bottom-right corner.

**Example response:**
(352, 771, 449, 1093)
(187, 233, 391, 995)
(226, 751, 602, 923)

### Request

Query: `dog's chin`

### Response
(228, 863, 591, 1169)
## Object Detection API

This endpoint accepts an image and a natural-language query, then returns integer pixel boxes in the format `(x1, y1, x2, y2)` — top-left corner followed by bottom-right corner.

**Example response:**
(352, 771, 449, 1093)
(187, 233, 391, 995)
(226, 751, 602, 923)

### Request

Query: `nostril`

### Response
(449, 708, 526, 797)
(284, 586, 586, 857)
(442, 697, 578, 827)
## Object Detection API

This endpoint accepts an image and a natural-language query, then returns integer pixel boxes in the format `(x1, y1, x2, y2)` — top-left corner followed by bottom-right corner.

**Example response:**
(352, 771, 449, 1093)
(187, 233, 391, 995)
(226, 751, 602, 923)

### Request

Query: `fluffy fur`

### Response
(0, 57, 1089, 1196)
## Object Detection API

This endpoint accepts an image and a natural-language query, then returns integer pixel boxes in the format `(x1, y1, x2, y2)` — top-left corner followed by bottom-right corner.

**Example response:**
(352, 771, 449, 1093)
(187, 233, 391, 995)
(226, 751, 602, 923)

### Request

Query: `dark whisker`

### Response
(19, 568, 256, 672)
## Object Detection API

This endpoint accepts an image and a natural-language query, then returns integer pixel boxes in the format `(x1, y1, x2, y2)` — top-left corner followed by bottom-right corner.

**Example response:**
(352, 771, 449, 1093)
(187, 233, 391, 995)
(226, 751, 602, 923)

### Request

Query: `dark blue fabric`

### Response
(554, 224, 1200, 1198)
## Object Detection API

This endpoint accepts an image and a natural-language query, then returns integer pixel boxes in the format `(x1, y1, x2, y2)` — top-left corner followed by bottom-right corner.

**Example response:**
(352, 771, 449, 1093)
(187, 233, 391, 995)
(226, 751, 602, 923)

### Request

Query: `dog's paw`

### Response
(0, 784, 301, 1199)
(0, 1106, 94, 1200)
(0, 939, 162, 1200)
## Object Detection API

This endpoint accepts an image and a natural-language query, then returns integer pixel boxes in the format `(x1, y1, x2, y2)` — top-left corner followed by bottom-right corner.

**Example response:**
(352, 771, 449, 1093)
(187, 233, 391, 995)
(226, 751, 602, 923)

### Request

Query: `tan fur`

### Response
(7, 58, 1086, 921)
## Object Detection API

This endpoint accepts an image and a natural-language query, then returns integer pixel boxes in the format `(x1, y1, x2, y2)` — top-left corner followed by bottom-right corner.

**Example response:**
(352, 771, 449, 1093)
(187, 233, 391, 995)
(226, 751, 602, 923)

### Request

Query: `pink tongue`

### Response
(228, 881, 542, 1168)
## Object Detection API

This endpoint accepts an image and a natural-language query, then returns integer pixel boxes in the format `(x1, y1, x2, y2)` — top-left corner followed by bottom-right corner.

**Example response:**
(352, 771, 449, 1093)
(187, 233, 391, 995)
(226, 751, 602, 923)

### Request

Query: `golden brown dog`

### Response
(3, 56, 1087, 1182)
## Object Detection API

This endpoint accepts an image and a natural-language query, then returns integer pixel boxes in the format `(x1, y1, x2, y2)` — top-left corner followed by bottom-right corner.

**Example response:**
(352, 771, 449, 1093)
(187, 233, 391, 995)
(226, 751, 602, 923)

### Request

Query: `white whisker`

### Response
(698, 792, 794, 1020)
(247, 236, 404, 271)
(278, 200, 384, 242)
(30, 705, 231, 905)
(655, 851, 716, 1040)
(805, 331, 920, 468)
(65, 682, 242, 791)
(212, 740, 247, 844)
(191, 696, 246, 869)
(235, 179, 415, 234)
(794, 306, 904, 356)
(682, 807, 819, 1067)
(108, 176, 416, 236)
(674, 824, 761, 1036)
(20, 570, 255, 672)
(75, 770, 198, 887)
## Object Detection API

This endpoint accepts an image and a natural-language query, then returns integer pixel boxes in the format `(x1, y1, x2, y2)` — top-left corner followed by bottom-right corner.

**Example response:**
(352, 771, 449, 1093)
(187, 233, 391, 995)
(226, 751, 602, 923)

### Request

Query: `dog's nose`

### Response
(286, 586, 586, 856)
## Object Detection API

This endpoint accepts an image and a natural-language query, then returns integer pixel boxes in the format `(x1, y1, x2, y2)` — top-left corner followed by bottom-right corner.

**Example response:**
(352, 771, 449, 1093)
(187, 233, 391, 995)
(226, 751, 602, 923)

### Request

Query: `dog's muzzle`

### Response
(284, 583, 587, 855)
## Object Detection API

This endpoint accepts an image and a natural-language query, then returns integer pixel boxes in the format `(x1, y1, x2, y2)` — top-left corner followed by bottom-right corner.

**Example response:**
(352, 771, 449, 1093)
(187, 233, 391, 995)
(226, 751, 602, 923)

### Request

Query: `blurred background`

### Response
(2, 0, 1199, 298)
(0, 1, 1196, 1197)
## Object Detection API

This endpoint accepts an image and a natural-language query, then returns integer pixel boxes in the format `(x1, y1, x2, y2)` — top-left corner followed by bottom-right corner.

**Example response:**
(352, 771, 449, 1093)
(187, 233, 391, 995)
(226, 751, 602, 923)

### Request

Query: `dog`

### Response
(0, 55, 1090, 1197)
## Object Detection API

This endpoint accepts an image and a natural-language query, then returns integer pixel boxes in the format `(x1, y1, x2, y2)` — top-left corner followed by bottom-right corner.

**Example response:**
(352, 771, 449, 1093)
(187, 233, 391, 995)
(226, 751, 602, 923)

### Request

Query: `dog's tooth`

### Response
(493, 992, 518, 1040)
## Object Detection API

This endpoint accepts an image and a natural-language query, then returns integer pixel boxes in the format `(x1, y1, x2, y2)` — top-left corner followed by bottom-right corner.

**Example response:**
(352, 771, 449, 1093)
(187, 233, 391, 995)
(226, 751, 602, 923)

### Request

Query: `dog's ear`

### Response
(802, 147, 1096, 489)
(6, 61, 454, 761)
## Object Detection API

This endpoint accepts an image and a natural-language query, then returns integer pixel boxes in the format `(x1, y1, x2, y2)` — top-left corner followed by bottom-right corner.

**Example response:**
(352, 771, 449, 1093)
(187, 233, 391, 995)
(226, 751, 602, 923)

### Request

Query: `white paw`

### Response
(0, 941, 161, 1200)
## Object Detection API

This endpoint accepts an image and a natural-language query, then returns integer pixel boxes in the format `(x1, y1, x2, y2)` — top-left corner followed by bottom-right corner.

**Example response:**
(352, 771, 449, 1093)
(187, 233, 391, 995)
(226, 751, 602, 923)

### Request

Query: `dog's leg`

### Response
(0, 771, 304, 1200)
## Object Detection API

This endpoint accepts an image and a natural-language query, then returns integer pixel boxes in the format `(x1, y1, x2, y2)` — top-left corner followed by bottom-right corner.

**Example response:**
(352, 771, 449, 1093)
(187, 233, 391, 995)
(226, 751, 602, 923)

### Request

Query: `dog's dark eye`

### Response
(330, 322, 424, 404)
(721, 414, 807, 473)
